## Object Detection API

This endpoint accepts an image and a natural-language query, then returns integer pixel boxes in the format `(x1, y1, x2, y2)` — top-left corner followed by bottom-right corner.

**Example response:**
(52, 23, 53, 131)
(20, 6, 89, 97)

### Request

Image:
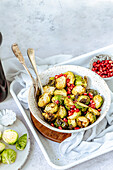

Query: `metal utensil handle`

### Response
(27, 48, 44, 94)
(11, 44, 35, 85)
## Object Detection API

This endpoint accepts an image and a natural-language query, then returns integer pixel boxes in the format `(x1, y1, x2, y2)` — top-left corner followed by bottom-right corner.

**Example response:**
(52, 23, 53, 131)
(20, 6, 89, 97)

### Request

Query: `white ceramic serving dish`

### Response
(28, 65, 111, 133)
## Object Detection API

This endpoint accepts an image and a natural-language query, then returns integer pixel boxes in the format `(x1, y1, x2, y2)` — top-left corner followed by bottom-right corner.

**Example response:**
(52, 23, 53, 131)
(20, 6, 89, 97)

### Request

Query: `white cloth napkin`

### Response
(2, 54, 113, 160)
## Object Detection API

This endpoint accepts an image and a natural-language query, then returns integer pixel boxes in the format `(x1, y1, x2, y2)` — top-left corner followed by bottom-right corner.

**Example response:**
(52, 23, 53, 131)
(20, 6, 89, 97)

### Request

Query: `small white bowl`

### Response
(28, 65, 111, 133)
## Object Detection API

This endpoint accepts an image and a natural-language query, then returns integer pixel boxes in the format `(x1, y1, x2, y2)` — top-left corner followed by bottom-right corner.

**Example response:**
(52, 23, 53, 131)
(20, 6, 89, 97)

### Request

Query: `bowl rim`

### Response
(28, 65, 111, 133)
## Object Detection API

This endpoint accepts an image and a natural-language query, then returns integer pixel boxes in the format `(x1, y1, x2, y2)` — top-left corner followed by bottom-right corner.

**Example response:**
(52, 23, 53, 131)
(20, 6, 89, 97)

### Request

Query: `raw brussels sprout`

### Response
(57, 106, 67, 118)
(77, 95, 90, 104)
(72, 85, 86, 96)
(52, 95, 64, 105)
(75, 102, 88, 112)
(93, 95, 103, 109)
(54, 89, 67, 97)
(55, 76, 66, 89)
(0, 142, 5, 153)
(85, 112, 96, 124)
(67, 110, 81, 120)
(75, 75, 87, 88)
(86, 89, 98, 96)
(42, 112, 57, 122)
(65, 71, 75, 84)
(88, 107, 100, 116)
(48, 77, 55, 86)
(64, 97, 74, 110)
(1, 149, 16, 164)
(38, 93, 51, 107)
(0, 131, 2, 139)
(43, 85, 56, 95)
(16, 134, 27, 151)
(77, 116, 89, 128)
(54, 117, 63, 127)
(68, 119, 77, 128)
(2, 129, 18, 145)
(44, 103, 58, 114)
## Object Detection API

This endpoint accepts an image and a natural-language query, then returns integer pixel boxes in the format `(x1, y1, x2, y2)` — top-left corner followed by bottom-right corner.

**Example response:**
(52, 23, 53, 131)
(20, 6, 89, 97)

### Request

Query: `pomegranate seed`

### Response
(84, 93, 87, 96)
(63, 118, 68, 122)
(68, 111, 73, 116)
(51, 123, 54, 127)
(98, 109, 101, 112)
(76, 108, 80, 112)
(68, 95, 71, 98)
(93, 62, 97, 67)
(88, 93, 93, 98)
(74, 127, 80, 130)
(71, 105, 76, 109)
(63, 74, 67, 77)
(92, 68, 95, 71)
(59, 73, 63, 77)
(66, 78, 70, 83)
(55, 100, 59, 104)
(97, 60, 100, 64)
(58, 126, 62, 130)
(67, 91, 71, 95)
(55, 75, 59, 79)
(71, 109, 75, 113)
(90, 100, 93, 103)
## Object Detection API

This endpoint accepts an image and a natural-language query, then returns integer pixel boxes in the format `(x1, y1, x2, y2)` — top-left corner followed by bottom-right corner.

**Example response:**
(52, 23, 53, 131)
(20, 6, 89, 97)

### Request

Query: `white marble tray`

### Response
(10, 44, 113, 169)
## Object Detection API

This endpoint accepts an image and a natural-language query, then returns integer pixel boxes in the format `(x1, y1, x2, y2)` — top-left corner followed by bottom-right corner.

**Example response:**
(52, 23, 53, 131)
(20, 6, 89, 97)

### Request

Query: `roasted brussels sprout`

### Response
(54, 117, 63, 127)
(88, 107, 100, 116)
(68, 119, 77, 128)
(64, 97, 74, 110)
(16, 134, 27, 151)
(67, 110, 81, 120)
(75, 102, 88, 112)
(93, 95, 103, 109)
(86, 89, 98, 96)
(44, 103, 58, 114)
(52, 95, 64, 105)
(65, 71, 75, 84)
(48, 77, 55, 86)
(85, 112, 96, 124)
(38, 93, 51, 107)
(42, 112, 57, 122)
(77, 116, 89, 128)
(61, 121, 68, 129)
(54, 89, 67, 97)
(43, 85, 56, 95)
(72, 85, 86, 96)
(57, 106, 67, 118)
(55, 76, 66, 89)
(2, 129, 18, 145)
(75, 75, 87, 88)
(0, 142, 5, 153)
(77, 95, 90, 104)
(1, 149, 16, 164)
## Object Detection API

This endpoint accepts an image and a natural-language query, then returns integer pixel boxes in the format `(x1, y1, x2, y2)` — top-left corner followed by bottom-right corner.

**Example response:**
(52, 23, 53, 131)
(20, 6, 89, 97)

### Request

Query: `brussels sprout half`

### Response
(88, 107, 100, 116)
(65, 71, 75, 84)
(57, 106, 67, 118)
(68, 119, 77, 128)
(44, 103, 58, 114)
(2, 149, 16, 164)
(43, 85, 56, 95)
(93, 95, 103, 109)
(67, 110, 81, 120)
(85, 112, 96, 124)
(16, 134, 27, 151)
(52, 95, 64, 105)
(0, 142, 5, 153)
(38, 93, 51, 107)
(64, 97, 74, 110)
(42, 112, 57, 122)
(55, 76, 66, 89)
(77, 116, 89, 128)
(75, 75, 87, 88)
(54, 89, 67, 97)
(72, 85, 86, 96)
(77, 95, 90, 105)
(75, 102, 88, 112)
(2, 129, 18, 145)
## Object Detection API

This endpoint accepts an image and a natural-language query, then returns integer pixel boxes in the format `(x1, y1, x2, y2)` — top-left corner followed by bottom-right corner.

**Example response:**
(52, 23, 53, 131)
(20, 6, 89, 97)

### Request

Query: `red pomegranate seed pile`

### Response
(92, 60, 113, 78)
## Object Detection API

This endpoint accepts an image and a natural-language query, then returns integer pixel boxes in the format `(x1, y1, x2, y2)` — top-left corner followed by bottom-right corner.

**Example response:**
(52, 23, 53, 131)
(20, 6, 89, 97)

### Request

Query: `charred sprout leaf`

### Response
(16, 134, 27, 151)
(0, 142, 5, 153)
(42, 112, 57, 122)
(55, 76, 66, 89)
(86, 89, 98, 96)
(93, 95, 103, 109)
(54, 118, 63, 127)
(54, 89, 67, 97)
(65, 71, 75, 84)
(43, 85, 56, 95)
(52, 95, 64, 105)
(72, 85, 86, 96)
(67, 110, 81, 120)
(77, 95, 90, 104)
(57, 106, 67, 118)
(44, 103, 58, 114)
(64, 97, 74, 110)
(2, 149, 16, 164)
(48, 77, 55, 86)
(61, 122, 68, 129)
(85, 112, 96, 124)
(68, 119, 77, 128)
(77, 116, 89, 128)
(38, 93, 51, 107)
(2, 129, 18, 145)
(75, 75, 88, 88)
(75, 102, 88, 112)
(88, 107, 100, 116)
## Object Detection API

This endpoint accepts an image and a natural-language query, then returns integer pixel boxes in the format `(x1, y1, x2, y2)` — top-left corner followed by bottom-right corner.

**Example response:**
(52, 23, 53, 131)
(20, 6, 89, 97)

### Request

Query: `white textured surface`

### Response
(1, 0, 113, 169)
